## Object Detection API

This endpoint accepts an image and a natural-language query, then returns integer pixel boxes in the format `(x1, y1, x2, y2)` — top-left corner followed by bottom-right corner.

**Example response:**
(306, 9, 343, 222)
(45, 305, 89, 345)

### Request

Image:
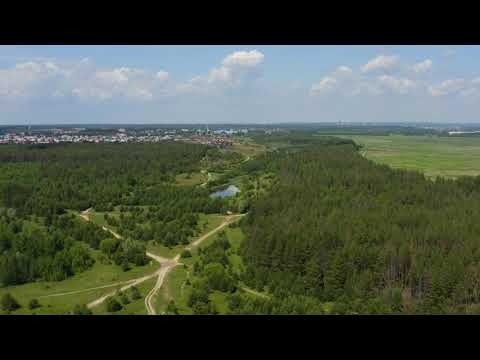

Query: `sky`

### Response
(1, 45, 480, 125)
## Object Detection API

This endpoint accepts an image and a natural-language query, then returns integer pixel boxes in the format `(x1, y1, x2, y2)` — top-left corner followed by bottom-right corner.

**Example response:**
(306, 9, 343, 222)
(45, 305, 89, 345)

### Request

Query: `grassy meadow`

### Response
(0, 250, 160, 315)
(335, 134, 480, 178)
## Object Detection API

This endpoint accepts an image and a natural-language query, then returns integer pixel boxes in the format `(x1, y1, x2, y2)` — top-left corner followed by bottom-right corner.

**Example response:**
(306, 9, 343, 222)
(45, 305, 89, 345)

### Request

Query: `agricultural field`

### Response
(335, 134, 480, 178)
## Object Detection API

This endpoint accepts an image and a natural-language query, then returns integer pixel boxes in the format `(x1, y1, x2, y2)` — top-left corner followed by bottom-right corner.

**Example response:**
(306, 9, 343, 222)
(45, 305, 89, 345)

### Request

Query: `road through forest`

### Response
(76, 209, 244, 314)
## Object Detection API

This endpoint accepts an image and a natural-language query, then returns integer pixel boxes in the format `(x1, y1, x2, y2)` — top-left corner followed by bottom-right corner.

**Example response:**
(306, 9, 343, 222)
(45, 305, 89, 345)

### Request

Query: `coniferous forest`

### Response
(238, 143, 480, 314)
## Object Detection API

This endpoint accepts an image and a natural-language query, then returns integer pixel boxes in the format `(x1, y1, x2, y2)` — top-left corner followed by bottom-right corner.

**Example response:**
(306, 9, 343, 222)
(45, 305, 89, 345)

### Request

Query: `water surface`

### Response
(210, 185, 241, 198)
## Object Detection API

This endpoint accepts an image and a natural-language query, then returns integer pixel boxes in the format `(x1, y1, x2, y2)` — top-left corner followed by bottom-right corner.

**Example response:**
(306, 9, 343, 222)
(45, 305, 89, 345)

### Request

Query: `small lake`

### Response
(210, 185, 241, 199)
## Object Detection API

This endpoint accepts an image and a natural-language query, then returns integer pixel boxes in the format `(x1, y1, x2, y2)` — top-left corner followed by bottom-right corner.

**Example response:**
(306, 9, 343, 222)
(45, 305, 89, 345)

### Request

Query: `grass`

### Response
(175, 172, 207, 186)
(147, 213, 225, 259)
(230, 141, 266, 158)
(92, 277, 156, 315)
(335, 134, 480, 178)
(151, 219, 245, 315)
(154, 266, 192, 315)
(0, 250, 160, 315)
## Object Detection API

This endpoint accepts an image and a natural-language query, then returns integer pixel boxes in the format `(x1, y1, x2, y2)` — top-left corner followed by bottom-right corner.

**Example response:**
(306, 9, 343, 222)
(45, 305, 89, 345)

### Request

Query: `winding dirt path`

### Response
(144, 215, 243, 315)
(77, 208, 244, 314)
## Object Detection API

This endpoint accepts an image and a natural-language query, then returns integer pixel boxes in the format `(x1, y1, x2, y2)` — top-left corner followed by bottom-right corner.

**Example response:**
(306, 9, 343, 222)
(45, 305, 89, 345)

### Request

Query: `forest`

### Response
(237, 142, 480, 314)
(0, 142, 233, 288)
(4, 134, 480, 315)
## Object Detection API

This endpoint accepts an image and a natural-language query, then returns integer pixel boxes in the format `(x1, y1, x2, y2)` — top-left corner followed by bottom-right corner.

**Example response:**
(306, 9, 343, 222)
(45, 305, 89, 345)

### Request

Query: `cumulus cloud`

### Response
(181, 50, 265, 94)
(377, 75, 416, 94)
(428, 79, 466, 96)
(222, 50, 264, 67)
(0, 60, 68, 99)
(412, 59, 433, 73)
(0, 59, 172, 102)
(334, 66, 353, 75)
(361, 55, 399, 73)
(311, 77, 337, 95)
(156, 70, 169, 81)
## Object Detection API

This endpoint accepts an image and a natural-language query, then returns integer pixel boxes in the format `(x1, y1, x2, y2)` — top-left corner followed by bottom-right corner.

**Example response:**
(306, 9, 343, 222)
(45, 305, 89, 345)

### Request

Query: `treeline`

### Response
(0, 211, 111, 286)
(252, 131, 360, 149)
(240, 142, 480, 314)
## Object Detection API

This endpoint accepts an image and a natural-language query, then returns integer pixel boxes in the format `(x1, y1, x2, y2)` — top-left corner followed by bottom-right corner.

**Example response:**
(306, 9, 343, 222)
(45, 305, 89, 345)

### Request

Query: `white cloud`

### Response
(222, 50, 264, 67)
(0, 60, 68, 100)
(335, 66, 353, 75)
(377, 75, 416, 94)
(156, 70, 169, 81)
(311, 77, 337, 95)
(412, 59, 433, 73)
(181, 49, 265, 94)
(0, 59, 176, 103)
(428, 79, 466, 96)
(361, 55, 399, 73)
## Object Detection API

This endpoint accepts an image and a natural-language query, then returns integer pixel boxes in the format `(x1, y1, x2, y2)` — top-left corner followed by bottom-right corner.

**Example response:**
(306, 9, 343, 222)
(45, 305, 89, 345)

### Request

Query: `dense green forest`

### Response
(238, 142, 480, 314)
(0, 211, 111, 286)
(4, 135, 480, 315)
(0, 143, 225, 215)
(0, 142, 233, 287)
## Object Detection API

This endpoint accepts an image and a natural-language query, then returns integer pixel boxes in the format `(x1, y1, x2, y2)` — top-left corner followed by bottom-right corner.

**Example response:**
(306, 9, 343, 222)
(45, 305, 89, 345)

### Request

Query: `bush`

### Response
(28, 298, 41, 310)
(119, 292, 130, 305)
(72, 304, 92, 315)
(1, 293, 21, 312)
(106, 297, 123, 312)
(130, 286, 142, 300)
(181, 250, 192, 258)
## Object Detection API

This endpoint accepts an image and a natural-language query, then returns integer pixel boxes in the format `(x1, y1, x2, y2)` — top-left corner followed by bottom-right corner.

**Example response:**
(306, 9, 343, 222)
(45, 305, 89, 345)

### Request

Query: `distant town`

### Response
(0, 126, 255, 148)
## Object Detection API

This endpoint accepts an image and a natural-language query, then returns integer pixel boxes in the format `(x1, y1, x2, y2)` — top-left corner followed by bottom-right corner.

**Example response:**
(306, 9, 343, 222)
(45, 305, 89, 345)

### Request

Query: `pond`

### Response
(209, 185, 241, 199)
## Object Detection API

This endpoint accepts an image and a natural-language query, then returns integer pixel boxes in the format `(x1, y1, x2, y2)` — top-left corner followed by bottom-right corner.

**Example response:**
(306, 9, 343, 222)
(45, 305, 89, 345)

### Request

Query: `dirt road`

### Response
(143, 215, 243, 315)
(76, 209, 244, 314)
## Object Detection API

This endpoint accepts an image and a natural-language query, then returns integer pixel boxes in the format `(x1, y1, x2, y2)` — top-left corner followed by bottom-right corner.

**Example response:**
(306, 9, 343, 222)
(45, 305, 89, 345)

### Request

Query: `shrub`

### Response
(72, 304, 92, 315)
(119, 292, 131, 305)
(1, 293, 21, 312)
(106, 297, 123, 312)
(181, 250, 192, 258)
(28, 298, 41, 310)
(130, 286, 142, 300)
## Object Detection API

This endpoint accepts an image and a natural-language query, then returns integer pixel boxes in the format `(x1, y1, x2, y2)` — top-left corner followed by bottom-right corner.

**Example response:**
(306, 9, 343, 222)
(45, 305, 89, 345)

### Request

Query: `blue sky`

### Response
(1, 45, 479, 124)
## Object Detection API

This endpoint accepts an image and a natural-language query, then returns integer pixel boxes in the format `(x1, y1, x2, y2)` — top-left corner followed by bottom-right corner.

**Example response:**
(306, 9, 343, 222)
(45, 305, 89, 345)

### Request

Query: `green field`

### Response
(92, 277, 156, 315)
(0, 251, 160, 315)
(175, 172, 207, 186)
(153, 266, 192, 315)
(335, 134, 480, 178)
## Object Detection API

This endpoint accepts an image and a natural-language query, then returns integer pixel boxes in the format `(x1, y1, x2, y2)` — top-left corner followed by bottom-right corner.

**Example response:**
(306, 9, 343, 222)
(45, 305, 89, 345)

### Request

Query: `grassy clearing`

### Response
(146, 213, 225, 259)
(154, 265, 192, 315)
(0, 250, 160, 315)
(92, 277, 156, 315)
(151, 219, 245, 315)
(230, 141, 266, 158)
(336, 134, 480, 178)
(175, 172, 207, 186)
